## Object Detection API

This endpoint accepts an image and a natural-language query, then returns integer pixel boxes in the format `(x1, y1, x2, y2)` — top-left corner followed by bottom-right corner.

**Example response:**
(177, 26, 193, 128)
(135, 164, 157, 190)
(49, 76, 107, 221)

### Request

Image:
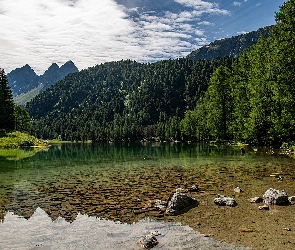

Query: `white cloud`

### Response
(233, 2, 242, 6)
(1, 0, 230, 74)
(198, 21, 213, 26)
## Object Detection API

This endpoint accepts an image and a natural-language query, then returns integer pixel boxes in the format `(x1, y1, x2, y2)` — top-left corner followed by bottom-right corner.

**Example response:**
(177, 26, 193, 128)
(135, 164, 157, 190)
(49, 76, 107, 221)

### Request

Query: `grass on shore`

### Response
(0, 131, 48, 149)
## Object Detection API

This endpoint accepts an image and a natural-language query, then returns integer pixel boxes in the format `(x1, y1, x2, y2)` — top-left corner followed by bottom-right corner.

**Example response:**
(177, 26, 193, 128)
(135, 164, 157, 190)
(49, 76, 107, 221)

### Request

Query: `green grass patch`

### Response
(0, 131, 48, 149)
(14, 85, 43, 105)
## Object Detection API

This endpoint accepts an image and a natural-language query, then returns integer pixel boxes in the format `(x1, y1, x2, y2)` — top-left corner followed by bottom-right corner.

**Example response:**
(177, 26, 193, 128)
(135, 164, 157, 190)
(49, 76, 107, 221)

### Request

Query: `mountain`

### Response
(186, 26, 272, 61)
(7, 64, 39, 97)
(8, 61, 79, 105)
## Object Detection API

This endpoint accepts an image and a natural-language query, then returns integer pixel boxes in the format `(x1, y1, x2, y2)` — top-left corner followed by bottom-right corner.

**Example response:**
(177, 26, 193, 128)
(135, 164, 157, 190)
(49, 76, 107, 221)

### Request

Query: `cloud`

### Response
(1, 0, 230, 74)
(198, 21, 213, 26)
(233, 2, 242, 6)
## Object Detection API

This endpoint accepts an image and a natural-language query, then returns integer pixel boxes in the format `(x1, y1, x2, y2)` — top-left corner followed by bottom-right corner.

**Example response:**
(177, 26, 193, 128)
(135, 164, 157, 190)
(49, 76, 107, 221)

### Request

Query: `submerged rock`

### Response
(259, 205, 269, 210)
(175, 188, 188, 193)
(250, 197, 263, 203)
(165, 192, 198, 215)
(288, 196, 295, 203)
(234, 187, 243, 193)
(154, 200, 168, 211)
(189, 185, 199, 192)
(214, 194, 237, 207)
(263, 188, 289, 205)
(138, 231, 160, 249)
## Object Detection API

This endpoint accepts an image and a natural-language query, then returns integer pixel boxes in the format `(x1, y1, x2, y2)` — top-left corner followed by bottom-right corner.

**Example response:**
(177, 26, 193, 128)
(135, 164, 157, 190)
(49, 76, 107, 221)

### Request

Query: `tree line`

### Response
(0, 69, 31, 133)
(182, 0, 295, 144)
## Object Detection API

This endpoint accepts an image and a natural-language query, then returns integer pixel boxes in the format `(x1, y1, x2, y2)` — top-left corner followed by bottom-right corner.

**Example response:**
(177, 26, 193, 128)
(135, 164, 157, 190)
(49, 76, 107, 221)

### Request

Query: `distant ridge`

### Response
(8, 61, 78, 105)
(187, 26, 273, 61)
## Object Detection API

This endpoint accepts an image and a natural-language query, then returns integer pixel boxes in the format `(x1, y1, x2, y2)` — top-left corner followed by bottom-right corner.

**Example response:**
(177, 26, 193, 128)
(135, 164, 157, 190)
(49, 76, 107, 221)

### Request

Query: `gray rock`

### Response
(138, 234, 159, 249)
(214, 194, 237, 207)
(263, 188, 289, 205)
(165, 192, 198, 215)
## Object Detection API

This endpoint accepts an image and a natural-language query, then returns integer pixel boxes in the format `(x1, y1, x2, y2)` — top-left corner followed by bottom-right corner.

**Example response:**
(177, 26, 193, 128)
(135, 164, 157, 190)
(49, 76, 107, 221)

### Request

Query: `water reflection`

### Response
(0, 142, 294, 224)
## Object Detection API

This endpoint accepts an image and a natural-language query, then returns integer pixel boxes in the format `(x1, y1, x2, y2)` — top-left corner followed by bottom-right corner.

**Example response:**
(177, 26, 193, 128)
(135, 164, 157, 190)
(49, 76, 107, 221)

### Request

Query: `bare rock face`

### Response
(214, 194, 237, 207)
(165, 192, 198, 215)
(263, 188, 289, 205)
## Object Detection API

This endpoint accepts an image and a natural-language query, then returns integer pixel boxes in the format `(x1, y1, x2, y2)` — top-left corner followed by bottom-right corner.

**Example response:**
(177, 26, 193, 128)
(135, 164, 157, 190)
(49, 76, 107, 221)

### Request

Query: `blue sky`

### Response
(0, 0, 285, 74)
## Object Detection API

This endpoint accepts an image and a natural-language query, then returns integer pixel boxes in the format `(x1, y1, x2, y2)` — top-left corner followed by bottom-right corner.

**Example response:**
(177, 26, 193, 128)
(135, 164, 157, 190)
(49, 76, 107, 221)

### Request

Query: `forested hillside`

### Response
(187, 26, 272, 61)
(26, 0, 295, 145)
(26, 57, 233, 142)
(183, 0, 295, 144)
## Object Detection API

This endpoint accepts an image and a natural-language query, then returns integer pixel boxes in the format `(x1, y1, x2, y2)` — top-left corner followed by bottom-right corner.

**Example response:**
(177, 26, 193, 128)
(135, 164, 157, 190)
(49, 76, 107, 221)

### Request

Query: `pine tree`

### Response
(0, 68, 15, 131)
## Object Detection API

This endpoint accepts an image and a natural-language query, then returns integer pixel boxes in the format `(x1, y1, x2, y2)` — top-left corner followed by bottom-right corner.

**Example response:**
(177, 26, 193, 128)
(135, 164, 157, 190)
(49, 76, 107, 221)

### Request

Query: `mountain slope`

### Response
(7, 64, 39, 97)
(186, 26, 272, 61)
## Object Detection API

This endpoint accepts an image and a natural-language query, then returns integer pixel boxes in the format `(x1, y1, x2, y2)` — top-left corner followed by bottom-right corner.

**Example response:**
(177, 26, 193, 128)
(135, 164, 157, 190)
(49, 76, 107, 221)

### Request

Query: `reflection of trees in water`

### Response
(0, 150, 35, 221)
(2, 142, 292, 223)
(32, 142, 243, 163)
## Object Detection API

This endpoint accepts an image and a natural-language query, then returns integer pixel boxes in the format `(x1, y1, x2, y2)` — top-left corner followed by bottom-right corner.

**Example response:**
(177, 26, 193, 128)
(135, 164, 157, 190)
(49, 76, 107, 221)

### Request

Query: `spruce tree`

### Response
(0, 68, 15, 131)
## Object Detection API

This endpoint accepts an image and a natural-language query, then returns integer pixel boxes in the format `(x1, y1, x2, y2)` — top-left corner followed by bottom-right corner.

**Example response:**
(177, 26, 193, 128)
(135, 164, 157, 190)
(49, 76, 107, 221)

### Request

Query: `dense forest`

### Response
(2, 0, 295, 145)
(185, 0, 295, 145)
(26, 57, 234, 142)
(186, 26, 272, 61)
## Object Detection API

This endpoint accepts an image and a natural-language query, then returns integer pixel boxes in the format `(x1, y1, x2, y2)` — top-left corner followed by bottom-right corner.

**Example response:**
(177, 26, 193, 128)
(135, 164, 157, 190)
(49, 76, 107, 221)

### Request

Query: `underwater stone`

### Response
(263, 188, 289, 205)
(214, 194, 237, 207)
(138, 231, 160, 249)
(250, 197, 263, 203)
(189, 185, 199, 192)
(154, 200, 168, 211)
(165, 192, 198, 215)
(234, 187, 243, 193)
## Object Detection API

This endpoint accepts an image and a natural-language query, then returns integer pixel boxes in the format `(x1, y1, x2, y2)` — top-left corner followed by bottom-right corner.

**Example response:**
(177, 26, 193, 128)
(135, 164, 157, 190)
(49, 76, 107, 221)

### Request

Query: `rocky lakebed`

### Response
(1, 149, 295, 249)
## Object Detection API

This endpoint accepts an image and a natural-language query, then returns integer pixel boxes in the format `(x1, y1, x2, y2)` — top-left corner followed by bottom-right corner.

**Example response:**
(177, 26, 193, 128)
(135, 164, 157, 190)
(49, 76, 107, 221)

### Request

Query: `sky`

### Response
(0, 0, 286, 75)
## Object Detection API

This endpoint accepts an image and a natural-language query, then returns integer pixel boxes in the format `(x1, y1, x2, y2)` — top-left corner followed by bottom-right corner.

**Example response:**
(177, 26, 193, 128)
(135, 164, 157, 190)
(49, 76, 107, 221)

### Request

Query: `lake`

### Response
(1, 142, 295, 249)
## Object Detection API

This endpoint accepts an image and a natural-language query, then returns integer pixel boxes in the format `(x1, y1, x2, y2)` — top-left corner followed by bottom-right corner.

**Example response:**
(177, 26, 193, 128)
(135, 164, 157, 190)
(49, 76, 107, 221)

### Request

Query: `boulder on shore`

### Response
(263, 188, 289, 205)
(165, 192, 198, 215)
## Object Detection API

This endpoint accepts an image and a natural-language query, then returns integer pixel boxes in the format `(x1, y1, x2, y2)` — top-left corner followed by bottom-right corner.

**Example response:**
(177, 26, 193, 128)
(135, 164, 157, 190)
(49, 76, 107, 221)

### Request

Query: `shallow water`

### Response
(1, 142, 295, 249)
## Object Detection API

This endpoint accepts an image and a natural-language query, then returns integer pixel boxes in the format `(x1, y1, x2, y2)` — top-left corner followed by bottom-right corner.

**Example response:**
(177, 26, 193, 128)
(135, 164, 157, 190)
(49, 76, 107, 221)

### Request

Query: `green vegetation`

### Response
(0, 131, 47, 148)
(0, 148, 36, 161)
(192, 0, 295, 144)
(0, 69, 45, 148)
(14, 85, 44, 106)
(0, 69, 15, 131)
(186, 26, 272, 61)
(26, 57, 233, 142)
